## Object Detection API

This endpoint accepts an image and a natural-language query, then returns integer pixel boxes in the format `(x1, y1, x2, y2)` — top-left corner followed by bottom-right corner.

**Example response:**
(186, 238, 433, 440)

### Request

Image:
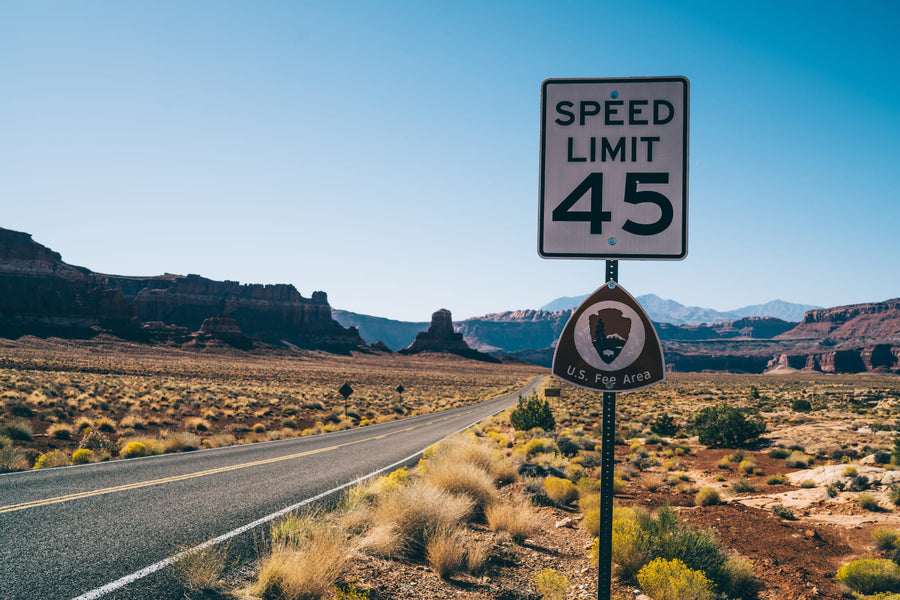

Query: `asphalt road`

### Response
(0, 376, 542, 600)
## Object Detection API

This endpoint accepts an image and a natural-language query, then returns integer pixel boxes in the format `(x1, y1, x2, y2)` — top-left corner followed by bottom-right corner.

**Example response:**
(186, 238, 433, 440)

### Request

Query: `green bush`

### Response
(836, 558, 900, 594)
(650, 413, 678, 437)
(768, 447, 790, 459)
(611, 505, 731, 592)
(860, 494, 880, 511)
(872, 528, 900, 551)
(791, 399, 812, 412)
(509, 393, 555, 432)
(766, 473, 788, 485)
(636, 557, 715, 600)
(773, 504, 795, 519)
(694, 487, 720, 507)
(731, 479, 756, 493)
(689, 405, 765, 448)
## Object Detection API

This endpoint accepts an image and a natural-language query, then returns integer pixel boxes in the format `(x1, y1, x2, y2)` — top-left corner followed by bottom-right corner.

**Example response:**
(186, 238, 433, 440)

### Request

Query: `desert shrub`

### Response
(731, 478, 756, 493)
(421, 458, 496, 516)
(636, 557, 715, 600)
(872, 528, 900, 551)
(523, 437, 558, 456)
(785, 450, 814, 468)
(766, 473, 788, 485)
(71, 448, 94, 465)
(0, 443, 30, 472)
(860, 494, 880, 511)
(583, 508, 601, 536)
(852, 475, 872, 492)
(96, 417, 116, 433)
(251, 523, 351, 600)
(0, 420, 33, 441)
(367, 481, 473, 558)
(485, 498, 535, 543)
(171, 542, 229, 592)
(47, 423, 73, 440)
(836, 558, 900, 595)
(889, 486, 900, 507)
(737, 457, 758, 475)
(690, 405, 765, 448)
(120, 441, 147, 459)
(721, 555, 756, 598)
(544, 476, 578, 504)
(7, 402, 33, 418)
(333, 584, 370, 600)
(34, 449, 69, 469)
(425, 527, 467, 579)
(875, 450, 893, 464)
(533, 568, 568, 600)
(773, 504, 795, 519)
(768, 447, 790, 459)
(843, 465, 859, 478)
(611, 505, 730, 591)
(509, 393, 555, 432)
(799, 479, 816, 488)
(162, 431, 201, 453)
(651, 413, 678, 437)
(791, 399, 812, 412)
(556, 434, 581, 457)
(694, 487, 721, 507)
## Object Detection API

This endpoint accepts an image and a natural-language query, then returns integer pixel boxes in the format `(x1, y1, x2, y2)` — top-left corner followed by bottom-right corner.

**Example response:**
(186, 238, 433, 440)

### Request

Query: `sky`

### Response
(2, 1, 898, 322)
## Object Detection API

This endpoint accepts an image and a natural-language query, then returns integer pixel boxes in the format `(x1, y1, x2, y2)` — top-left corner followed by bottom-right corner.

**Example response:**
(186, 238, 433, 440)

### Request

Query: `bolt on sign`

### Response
(552, 281, 664, 392)
(539, 77, 689, 260)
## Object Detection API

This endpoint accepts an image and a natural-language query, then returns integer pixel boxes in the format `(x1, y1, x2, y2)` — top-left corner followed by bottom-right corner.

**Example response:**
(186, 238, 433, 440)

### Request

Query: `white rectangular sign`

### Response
(539, 77, 689, 259)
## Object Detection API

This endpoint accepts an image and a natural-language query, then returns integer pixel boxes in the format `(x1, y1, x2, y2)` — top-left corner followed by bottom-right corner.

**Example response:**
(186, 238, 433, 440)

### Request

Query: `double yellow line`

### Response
(0, 413, 464, 516)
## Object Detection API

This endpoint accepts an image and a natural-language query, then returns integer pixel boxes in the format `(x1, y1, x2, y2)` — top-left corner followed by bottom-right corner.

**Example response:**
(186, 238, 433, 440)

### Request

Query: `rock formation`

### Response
(0, 228, 137, 338)
(188, 315, 254, 350)
(400, 309, 499, 362)
(0, 227, 364, 352)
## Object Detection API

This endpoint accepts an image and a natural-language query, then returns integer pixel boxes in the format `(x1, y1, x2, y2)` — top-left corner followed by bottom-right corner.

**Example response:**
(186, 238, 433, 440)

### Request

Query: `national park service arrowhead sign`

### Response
(552, 282, 665, 392)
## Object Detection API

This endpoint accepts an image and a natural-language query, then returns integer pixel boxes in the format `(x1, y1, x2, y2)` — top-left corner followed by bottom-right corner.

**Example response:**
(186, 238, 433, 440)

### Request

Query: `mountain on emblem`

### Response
(589, 308, 632, 364)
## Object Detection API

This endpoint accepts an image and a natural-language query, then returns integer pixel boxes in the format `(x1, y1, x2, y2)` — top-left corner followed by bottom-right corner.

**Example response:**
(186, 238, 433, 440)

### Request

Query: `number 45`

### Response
(551, 172, 673, 236)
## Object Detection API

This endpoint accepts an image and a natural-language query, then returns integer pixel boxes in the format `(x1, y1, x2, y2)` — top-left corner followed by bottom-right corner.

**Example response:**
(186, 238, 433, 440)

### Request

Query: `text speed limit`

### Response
(539, 77, 689, 260)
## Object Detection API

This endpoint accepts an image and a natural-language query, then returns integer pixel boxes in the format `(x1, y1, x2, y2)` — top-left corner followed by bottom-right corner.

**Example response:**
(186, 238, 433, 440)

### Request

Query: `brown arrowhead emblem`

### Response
(552, 282, 665, 392)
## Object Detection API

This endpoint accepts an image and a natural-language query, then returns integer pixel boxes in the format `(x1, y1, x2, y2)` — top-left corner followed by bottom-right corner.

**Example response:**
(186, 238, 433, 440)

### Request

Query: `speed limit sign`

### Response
(539, 77, 689, 259)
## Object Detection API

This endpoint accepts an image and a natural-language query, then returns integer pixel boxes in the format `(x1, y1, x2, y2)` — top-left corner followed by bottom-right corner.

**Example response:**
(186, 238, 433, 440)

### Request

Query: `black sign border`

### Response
(538, 76, 689, 260)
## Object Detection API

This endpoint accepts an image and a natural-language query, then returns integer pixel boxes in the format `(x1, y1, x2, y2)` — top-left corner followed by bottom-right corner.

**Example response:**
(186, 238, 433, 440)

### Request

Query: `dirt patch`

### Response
(684, 502, 865, 599)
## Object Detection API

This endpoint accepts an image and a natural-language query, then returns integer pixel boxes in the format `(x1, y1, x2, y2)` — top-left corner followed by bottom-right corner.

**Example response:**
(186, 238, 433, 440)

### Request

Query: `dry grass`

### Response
(0, 339, 540, 470)
(425, 527, 468, 579)
(486, 497, 536, 543)
(249, 520, 351, 600)
(420, 458, 497, 517)
(368, 481, 474, 558)
(171, 542, 229, 592)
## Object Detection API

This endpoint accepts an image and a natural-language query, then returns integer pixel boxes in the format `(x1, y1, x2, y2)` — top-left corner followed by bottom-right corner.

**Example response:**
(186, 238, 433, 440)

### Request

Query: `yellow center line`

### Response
(0, 413, 459, 515)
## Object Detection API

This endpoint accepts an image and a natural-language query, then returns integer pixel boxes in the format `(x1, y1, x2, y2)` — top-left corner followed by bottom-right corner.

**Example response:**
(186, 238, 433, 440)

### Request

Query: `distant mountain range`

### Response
(540, 293, 820, 324)
(1, 225, 896, 375)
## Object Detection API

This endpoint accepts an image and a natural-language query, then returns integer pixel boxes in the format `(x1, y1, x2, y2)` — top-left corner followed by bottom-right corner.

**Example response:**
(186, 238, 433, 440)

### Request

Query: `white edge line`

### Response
(68, 377, 540, 600)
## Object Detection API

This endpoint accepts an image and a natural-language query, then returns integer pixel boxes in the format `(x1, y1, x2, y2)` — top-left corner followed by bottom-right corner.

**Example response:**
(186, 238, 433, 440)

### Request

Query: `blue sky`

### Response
(2, 1, 898, 321)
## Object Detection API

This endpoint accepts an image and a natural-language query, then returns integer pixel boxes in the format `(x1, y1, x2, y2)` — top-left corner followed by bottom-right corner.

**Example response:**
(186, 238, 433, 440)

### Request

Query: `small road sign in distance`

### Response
(539, 77, 689, 260)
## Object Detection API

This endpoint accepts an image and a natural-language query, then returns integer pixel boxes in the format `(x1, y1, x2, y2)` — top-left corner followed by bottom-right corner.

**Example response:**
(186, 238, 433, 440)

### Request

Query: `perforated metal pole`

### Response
(598, 260, 618, 600)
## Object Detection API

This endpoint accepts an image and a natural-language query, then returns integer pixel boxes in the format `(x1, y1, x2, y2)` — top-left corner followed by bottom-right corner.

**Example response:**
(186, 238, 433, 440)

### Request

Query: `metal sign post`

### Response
(539, 76, 688, 600)
(598, 261, 618, 600)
